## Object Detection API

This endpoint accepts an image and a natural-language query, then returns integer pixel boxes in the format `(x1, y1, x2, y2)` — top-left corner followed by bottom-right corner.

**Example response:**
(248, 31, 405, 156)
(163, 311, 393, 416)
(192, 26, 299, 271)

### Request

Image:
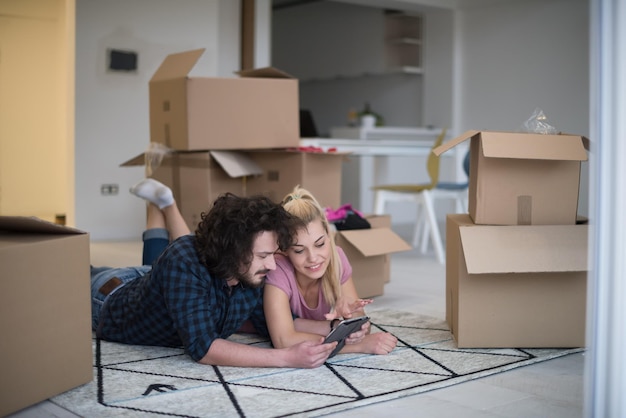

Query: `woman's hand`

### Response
(358, 332, 398, 355)
(325, 297, 373, 321)
(344, 322, 370, 344)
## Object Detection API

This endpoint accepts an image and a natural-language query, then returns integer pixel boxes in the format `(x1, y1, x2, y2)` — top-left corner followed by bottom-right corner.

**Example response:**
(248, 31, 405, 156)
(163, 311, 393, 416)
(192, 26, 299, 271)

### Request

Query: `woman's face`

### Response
(285, 219, 331, 281)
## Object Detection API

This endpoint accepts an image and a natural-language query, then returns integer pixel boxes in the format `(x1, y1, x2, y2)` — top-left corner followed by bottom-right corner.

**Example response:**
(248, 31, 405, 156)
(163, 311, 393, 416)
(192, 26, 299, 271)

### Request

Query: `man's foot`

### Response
(130, 178, 174, 209)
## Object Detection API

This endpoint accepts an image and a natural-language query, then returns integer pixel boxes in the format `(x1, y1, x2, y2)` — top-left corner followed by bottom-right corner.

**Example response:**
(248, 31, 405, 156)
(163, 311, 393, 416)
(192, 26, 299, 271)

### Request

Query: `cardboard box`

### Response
(122, 149, 346, 229)
(122, 150, 264, 228)
(365, 214, 395, 283)
(334, 217, 411, 298)
(0, 217, 93, 416)
(434, 130, 589, 225)
(446, 214, 588, 348)
(245, 149, 348, 209)
(150, 48, 300, 151)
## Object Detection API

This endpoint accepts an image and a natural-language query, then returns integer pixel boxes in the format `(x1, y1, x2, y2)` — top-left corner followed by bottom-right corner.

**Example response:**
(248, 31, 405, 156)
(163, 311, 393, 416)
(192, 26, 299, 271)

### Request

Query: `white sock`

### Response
(130, 178, 174, 209)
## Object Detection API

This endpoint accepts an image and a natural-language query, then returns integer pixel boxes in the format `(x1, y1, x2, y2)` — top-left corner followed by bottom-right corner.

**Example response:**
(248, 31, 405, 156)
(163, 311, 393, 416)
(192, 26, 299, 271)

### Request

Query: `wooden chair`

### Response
(372, 128, 447, 264)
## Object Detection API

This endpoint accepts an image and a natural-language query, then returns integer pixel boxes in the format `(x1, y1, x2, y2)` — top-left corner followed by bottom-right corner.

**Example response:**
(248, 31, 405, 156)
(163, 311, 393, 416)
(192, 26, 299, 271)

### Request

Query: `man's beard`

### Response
(234, 269, 269, 289)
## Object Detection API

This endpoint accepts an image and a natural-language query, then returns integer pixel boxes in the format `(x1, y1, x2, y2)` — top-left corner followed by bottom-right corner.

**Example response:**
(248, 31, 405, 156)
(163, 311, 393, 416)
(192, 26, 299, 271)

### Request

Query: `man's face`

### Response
(235, 231, 279, 289)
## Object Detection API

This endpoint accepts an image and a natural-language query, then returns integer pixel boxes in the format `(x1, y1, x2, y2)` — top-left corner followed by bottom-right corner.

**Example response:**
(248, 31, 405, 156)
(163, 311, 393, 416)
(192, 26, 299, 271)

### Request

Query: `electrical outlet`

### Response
(101, 184, 119, 195)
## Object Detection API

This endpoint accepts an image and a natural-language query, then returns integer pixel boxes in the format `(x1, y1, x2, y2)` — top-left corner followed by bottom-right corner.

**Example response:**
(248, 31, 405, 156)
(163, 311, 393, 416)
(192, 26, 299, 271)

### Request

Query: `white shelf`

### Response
(385, 12, 422, 70)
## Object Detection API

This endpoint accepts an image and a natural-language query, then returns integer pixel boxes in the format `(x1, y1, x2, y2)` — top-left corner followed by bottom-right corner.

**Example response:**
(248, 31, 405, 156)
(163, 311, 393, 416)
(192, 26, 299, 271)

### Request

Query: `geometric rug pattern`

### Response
(52, 309, 583, 417)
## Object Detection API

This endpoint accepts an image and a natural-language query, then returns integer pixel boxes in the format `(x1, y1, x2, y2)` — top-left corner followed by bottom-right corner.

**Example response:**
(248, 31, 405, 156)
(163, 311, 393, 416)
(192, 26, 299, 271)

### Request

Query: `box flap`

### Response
(246, 149, 351, 157)
(563, 132, 591, 151)
(121, 151, 263, 178)
(119, 152, 172, 175)
(236, 67, 294, 79)
(151, 49, 205, 82)
(120, 153, 145, 167)
(120, 144, 173, 168)
(209, 151, 263, 178)
(339, 228, 411, 257)
(0, 216, 85, 235)
(459, 224, 588, 274)
(432, 130, 479, 156)
(480, 132, 588, 161)
(433, 130, 589, 161)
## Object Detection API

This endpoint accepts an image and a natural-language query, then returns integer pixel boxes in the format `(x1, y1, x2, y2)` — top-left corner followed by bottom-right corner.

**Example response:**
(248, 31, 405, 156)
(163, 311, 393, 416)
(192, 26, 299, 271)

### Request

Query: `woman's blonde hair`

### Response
(281, 185, 342, 307)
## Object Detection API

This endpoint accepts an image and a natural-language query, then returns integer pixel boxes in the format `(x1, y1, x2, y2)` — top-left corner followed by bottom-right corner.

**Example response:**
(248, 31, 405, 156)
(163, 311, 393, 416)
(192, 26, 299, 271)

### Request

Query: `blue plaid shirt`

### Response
(97, 234, 269, 361)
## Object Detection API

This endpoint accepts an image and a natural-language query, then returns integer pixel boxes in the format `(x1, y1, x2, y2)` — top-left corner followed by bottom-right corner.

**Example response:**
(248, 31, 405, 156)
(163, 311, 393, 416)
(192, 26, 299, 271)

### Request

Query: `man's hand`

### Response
(325, 297, 373, 321)
(285, 337, 337, 368)
(201, 337, 335, 368)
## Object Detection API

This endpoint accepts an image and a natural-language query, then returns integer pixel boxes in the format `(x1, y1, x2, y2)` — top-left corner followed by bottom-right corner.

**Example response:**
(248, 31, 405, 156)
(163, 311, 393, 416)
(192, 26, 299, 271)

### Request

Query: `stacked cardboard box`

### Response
(149, 49, 299, 151)
(123, 48, 408, 297)
(433, 130, 589, 348)
(122, 149, 347, 229)
(0, 217, 93, 416)
(123, 48, 347, 225)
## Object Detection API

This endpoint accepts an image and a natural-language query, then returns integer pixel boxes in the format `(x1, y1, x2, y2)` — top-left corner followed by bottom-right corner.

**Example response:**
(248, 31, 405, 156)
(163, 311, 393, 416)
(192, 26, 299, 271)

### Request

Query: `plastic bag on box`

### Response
(144, 142, 172, 176)
(520, 108, 558, 134)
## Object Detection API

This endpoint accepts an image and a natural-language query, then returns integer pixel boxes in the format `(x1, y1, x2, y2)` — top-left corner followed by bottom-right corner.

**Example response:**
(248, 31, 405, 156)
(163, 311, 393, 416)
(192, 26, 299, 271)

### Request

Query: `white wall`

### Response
(271, 1, 454, 225)
(272, 0, 589, 225)
(422, 6, 454, 129)
(455, 0, 590, 214)
(272, 2, 451, 136)
(456, 0, 589, 133)
(75, 0, 240, 240)
(75, 0, 590, 240)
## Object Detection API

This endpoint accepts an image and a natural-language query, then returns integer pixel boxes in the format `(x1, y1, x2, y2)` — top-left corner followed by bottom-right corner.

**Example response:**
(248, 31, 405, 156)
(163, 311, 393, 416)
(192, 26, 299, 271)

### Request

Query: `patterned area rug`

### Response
(52, 310, 583, 417)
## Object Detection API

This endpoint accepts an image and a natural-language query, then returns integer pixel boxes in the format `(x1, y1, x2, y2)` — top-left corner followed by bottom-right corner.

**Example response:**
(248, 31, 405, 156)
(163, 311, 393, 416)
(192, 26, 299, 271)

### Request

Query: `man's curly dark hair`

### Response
(194, 193, 304, 283)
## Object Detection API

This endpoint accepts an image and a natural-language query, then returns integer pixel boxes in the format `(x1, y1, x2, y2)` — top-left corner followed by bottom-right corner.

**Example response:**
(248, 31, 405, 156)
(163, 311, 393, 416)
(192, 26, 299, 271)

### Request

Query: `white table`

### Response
(329, 126, 441, 142)
(300, 128, 463, 215)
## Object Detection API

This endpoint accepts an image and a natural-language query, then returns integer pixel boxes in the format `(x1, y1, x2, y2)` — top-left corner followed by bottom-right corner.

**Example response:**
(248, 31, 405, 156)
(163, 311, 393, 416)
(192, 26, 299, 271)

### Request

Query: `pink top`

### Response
(265, 247, 353, 320)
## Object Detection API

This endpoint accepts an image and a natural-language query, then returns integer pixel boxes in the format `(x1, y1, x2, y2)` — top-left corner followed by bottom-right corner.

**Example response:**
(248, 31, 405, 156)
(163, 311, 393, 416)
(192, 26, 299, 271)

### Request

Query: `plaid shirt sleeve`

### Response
(153, 239, 221, 360)
(99, 235, 265, 362)
(248, 297, 269, 337)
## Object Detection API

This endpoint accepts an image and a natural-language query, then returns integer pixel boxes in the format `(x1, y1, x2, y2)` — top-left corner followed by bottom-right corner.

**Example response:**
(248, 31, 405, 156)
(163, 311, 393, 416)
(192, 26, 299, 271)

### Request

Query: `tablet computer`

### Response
(324, 316, 370, 358)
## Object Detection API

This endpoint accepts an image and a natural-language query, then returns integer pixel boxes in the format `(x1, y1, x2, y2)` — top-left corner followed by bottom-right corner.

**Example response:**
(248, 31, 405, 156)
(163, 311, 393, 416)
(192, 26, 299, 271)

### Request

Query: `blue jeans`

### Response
(90, 228, 170, 330)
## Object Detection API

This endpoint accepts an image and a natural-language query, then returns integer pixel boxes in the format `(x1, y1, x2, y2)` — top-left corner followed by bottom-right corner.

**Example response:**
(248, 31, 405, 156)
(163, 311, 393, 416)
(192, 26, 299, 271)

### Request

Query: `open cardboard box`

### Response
(149, 49, 300, 151)
(366, 214, 397, 283)
(434, 130, 589, 225)
(122, 148, 347, 229)
(122, 150, 264, 228)
(0, 217, 93, 416)
(446, 214, 588, 348)
(334, 215, 411, 298)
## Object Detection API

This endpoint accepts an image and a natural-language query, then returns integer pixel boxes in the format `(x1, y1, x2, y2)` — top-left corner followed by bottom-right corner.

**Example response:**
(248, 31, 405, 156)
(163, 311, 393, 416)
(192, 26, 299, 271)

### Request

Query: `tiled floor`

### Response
(8, 227, 585, 418)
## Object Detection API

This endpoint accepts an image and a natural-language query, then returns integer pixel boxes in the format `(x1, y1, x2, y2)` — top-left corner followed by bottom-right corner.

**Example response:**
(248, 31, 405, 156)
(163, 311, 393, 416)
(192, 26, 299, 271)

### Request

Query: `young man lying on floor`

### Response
(91, 179, 337, 368)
